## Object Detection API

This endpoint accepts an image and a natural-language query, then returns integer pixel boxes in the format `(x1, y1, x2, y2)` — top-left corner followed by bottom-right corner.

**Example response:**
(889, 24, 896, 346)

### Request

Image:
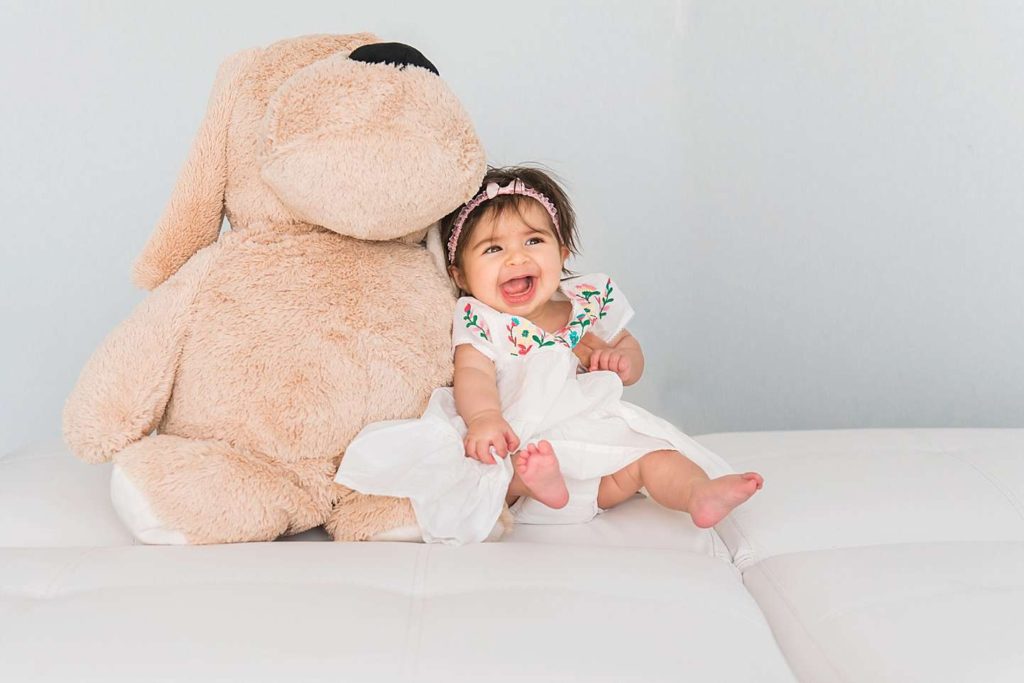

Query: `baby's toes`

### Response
(743, 472, 764, 489)
(737, 477, 760, 496)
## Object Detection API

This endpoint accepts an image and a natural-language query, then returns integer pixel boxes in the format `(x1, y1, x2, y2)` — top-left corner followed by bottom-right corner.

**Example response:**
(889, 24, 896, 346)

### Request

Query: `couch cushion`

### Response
(701, 429, 1024, 568)
(2, 440, 729, 557)
(743, 541, 1024, 683)
(0, 542, 796, 682)
(0, 439, 135, 547)
(696, 429, 1024, 683)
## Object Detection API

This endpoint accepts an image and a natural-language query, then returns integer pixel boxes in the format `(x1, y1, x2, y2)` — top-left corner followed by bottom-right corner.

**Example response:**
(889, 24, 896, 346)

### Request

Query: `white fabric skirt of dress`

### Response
(335, 371, 734, 545)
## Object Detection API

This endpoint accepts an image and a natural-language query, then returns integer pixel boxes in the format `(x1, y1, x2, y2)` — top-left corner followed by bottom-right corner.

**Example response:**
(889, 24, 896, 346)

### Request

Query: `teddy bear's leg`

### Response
(110, 434, 329, 544)
(325, 484, 514, 543)
(324, 485, 422, 542)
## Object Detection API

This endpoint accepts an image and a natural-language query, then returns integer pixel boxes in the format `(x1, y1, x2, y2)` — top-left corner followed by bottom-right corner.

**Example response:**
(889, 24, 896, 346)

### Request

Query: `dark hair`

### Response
(439, 165, 580, 286)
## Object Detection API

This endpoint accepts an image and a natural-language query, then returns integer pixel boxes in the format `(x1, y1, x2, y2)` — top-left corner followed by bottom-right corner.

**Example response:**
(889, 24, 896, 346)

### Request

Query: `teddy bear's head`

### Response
(133, 34, 486, 290)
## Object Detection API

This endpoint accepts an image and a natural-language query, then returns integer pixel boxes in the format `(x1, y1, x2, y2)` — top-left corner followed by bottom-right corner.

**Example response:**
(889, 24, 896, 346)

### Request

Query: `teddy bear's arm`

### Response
(62, 248, 216, 464)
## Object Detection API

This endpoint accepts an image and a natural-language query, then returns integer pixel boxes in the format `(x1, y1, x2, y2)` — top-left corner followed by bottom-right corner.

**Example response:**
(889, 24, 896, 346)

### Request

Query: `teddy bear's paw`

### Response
(326, 491, 418, 542)
(326, 490, 513, 543)
(488, 506, 515, 541)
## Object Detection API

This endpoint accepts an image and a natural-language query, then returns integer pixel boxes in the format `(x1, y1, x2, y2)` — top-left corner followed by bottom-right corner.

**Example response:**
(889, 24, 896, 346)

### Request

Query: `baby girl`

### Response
(335, 166, 763, 544)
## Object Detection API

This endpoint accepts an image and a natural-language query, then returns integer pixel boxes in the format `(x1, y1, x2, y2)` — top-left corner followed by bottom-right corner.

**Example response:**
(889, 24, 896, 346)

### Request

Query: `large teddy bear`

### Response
(62, 33, 498, 544)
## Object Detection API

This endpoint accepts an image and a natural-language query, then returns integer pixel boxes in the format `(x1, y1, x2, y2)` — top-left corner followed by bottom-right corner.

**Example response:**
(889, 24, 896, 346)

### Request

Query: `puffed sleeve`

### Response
(452, 297, 498, 361)
(570, 273, 635, 344)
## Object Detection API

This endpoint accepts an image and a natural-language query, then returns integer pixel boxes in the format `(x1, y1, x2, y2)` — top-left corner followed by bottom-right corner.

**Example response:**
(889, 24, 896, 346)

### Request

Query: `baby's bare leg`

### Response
(597, 450, 763, 528)
(506, 470, 529, 505)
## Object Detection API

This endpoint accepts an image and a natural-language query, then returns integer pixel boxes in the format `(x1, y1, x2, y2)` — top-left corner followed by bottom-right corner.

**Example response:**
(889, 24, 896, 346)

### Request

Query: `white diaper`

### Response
(508, 475, 605, 525)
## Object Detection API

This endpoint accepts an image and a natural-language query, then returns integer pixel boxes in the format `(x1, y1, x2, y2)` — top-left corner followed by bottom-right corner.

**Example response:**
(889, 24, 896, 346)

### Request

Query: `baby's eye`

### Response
(526, 237, 544, 246)
(483, 245, 501, 254)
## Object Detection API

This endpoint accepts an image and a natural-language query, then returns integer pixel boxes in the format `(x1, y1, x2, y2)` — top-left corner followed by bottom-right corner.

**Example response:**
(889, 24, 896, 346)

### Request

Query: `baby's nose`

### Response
(505, 250, 529, 266)
(506, 257, 531, 270)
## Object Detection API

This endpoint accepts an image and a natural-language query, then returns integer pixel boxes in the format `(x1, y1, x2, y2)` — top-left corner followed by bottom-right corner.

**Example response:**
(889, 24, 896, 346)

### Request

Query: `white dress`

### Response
(334, 273, 734, 545)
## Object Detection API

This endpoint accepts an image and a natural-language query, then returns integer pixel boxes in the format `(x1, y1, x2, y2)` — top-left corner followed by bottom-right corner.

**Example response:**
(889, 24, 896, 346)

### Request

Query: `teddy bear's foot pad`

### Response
(110, 465, 189, 545)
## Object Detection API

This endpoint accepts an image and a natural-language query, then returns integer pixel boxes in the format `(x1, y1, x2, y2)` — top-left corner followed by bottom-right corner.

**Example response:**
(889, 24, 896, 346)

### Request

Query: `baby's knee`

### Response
(639, 448, 681, 467)
(636, 448, 684, 478)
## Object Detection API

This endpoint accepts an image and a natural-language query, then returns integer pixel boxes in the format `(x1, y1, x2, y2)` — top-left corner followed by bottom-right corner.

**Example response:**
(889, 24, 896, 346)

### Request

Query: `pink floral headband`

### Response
(446, 178, 560, 264)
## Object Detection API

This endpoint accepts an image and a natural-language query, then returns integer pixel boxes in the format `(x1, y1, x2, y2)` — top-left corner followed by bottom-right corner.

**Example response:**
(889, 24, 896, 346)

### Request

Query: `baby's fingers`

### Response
(491, 438, 508, 460)
(504, 427, 520, 454)
(467, 438, 487, 462)
(477, 440, 497, 464)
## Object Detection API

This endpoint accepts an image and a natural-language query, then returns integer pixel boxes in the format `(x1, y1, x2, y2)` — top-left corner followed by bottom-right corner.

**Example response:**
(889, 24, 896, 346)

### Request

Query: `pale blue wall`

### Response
(1, 0, 1021, 453)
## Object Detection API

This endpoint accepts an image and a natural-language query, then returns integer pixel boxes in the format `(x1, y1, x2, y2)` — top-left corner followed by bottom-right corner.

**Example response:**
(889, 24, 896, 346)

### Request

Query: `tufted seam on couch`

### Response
(39, 547, 103, 599)
(735, 537, 1024, 570)
(938, 450, 1024, 523)
(400, 544, 430, 679)
(750, 556, 851, 683)
(719, 514, 764, 571)
(815, 571, 1024, 624)
(708, 527, 720, 559)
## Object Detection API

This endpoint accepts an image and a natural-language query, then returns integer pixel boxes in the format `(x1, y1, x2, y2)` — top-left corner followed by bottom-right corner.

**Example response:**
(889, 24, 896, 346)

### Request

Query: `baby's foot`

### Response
(687, 472, 763, 528)
(514, 440, 570, 509)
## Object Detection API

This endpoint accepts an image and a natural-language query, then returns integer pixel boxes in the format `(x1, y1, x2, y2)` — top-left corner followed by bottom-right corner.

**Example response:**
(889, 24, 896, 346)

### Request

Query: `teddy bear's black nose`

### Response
(349, 42, 439, 75)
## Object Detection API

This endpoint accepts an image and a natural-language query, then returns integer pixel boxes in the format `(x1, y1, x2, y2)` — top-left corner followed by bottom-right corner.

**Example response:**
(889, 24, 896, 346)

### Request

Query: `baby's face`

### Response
(451, 199, 569, 320)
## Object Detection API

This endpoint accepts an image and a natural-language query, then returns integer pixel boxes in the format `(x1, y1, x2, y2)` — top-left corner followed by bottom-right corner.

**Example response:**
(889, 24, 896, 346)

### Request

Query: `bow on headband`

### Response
(447, 179, 560, 263)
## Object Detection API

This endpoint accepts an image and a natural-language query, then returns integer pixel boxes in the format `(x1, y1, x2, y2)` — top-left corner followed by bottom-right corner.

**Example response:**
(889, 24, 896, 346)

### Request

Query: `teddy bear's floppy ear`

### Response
(132, 50, 255, 290)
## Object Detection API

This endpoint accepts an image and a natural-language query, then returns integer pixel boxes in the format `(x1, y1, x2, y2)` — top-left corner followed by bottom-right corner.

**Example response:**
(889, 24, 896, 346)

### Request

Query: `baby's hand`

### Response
(575, 332, 639, 385)
(464, 411, 520, 464)
(588, 348, 632, 383)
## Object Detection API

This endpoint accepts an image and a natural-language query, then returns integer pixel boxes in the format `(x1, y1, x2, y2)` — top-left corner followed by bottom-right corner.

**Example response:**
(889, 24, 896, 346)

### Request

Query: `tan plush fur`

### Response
(62, 34, 492, 544)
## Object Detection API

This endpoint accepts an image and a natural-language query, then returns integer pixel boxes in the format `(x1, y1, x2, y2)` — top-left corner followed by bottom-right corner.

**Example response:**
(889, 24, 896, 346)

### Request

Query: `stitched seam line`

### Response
(401, 545, 429, 679)
(942, 451, 1024, 522)
(39, 548, 102, 599)
(752, 558, 851, 683)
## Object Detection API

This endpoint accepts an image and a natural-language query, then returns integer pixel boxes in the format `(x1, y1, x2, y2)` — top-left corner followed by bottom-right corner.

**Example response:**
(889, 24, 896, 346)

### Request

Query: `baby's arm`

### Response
(575, 330, 645, 386)
(454, 345, 520, 463)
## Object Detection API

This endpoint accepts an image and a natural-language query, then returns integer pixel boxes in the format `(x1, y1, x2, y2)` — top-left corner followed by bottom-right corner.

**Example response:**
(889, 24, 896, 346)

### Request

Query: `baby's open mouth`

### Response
(500, 276, 535, 303)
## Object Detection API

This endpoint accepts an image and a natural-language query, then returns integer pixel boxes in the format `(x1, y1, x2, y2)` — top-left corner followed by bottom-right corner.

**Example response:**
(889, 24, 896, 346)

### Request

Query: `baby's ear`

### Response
(448, 265, 466, 292)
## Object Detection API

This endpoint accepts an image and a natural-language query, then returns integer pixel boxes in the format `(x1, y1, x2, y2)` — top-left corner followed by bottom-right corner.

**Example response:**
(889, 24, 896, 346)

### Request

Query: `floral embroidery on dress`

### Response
(462, 302, 491, 342)
(503, 276, 617, 357)
(506, 317, 559, 356)
(572, 277, 615, 320)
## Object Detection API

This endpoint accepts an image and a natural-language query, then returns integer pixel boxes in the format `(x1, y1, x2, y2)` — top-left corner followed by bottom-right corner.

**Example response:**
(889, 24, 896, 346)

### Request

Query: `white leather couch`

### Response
(2, 429, 1021, 682)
